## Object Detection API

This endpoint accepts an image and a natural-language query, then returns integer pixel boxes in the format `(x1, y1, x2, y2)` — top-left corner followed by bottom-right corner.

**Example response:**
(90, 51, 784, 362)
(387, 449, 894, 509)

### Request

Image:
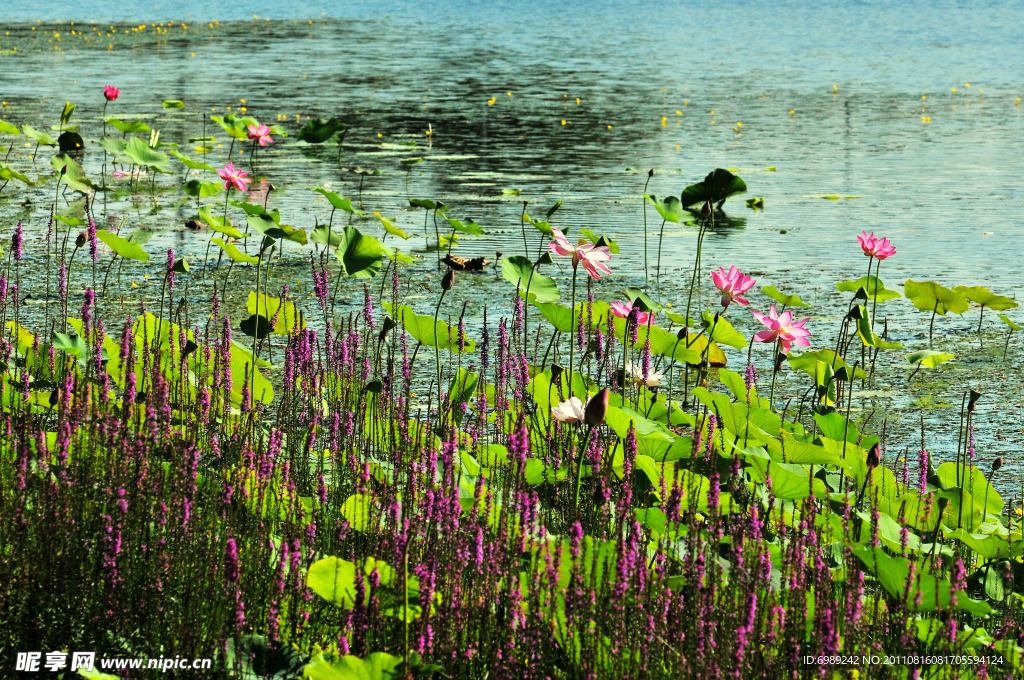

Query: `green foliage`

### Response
(385, 303, 475, 354)
(105, 118, 151, 135)
(904, 280, 969, 315)
(334, 227, 384, 278)
(680, 168, 747, 208)
(836, 275, 900, 302)
(762, 285, 809, 308)
(96, 229, 149, 262)
(298, 117, 347, 145)
(502, 256, 559, 303)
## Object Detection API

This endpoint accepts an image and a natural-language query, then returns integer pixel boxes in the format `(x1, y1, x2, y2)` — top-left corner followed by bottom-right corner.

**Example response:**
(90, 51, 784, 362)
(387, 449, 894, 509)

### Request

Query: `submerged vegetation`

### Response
(1, 86, 1024, 680)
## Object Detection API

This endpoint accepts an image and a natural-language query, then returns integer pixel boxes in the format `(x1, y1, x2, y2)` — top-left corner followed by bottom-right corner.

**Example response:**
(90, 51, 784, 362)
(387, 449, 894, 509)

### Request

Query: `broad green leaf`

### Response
(787, 349, 866, 380)
(211, 114, 256, 140)
(211, 236, 258, 262)
(523, 213, 553, 236)
(384, 303, 475, 354)
(247, 292, 304, 334)
(501, 256, 559, 303)
(701, 310, 746, 349)
(853, 546, 992, 616)
(621, 287, 663, 312)
(998, 314, 1023, 331)
(579, 228, 620, 253)
(680, 168, 747, 208)
(0, 164, 33, 186)
(314, 186, 361, 214)
(0, 121, 19, 136)
(443, 215, 483, 235)
(374, 211, 409, 239)
(533, 302, 574, 333)
(906, 350, 954, 369)
(169, 149, 216, 172)
(307, 557, 359, 607)
(303, 652, 402, 680)
(105, 117, 151, 135)
(449, 368, 479, 425)
(182, 178, 222, 197)
(98, 136, 133, 164)
(52, 332, 87, 357)
(836, 275, 901, 302)
(22, 125, 57, 146)
(123, 137, 171, 172)
(335, 227, 383, 278)
(97, 229, 149, 262)
(904, 280, 969, 315)
(341, 494, 377, 532)
(198, 206, 245, 238)
(763, 285, 810, 308)
(60, 101, 76, 125)
(51, 155, 95, 192)
(162, 99, 185, 108)
(381, 245, 417, 263)
(232, 200, 274, 217)
(408, 198, 438, 210)
(645, 194, 688, 223)
(312, 224, 344, 249)
(297, 117, 347, 145)
(953, 285, 1018, 311)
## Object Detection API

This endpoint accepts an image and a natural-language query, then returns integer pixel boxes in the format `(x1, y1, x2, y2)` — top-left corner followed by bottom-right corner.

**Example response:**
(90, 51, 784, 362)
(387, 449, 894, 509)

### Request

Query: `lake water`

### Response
(0, 1, 1022, 478)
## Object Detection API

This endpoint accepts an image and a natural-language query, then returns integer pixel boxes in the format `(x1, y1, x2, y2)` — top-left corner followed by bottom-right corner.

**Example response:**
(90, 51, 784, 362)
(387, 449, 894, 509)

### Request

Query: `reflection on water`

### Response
(0, 7, 1022, 475)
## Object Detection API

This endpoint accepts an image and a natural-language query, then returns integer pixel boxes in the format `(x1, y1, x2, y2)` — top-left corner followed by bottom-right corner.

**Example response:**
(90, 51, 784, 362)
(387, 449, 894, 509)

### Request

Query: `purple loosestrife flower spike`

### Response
(12, 221, 22, 261)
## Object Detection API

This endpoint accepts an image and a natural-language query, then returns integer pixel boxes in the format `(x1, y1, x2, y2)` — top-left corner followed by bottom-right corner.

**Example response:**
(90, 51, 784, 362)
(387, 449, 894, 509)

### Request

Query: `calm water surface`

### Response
(0, 0, 1022, 477)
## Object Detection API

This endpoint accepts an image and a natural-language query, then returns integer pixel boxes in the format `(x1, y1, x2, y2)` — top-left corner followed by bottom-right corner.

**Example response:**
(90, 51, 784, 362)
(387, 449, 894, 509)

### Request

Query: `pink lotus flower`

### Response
(104, 85, 120, 102)
(751, 304, 811, 353)
(549, 228, 612, 280)
(551, 396, 585, 423)
(711, 265, 756, 308)
(217, 162, 251, 192)
(611, 301, 654, 326)
(857, 231, 896, 260)
(246, 124, 273, 147)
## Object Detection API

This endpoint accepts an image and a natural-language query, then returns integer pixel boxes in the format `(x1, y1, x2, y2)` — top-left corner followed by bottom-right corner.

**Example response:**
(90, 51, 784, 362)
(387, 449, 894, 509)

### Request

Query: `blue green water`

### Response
(0, 2, 1021, 473)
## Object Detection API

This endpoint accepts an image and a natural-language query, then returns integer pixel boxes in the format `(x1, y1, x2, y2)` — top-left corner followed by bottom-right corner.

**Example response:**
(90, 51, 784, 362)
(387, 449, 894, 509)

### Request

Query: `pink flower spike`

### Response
(217, 162, 251, 192)
(610, 301, 654, 326)
(246, 124, 274, 147)
(547, 228, 613, 280)
(711, 265, 756, 308)
(751, 304, 811, 354)
(104, 85, 120, 102)
(857, 231, 896, 260)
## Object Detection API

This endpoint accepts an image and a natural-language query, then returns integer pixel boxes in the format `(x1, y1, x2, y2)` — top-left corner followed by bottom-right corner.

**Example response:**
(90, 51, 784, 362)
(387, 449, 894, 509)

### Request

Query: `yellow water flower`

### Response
(606, 125, 612, 129)
(789, 110, 795, 114)
(922, 116, 931, 123)
(561, 119, 567, 126)
(661, 117, 667, 126)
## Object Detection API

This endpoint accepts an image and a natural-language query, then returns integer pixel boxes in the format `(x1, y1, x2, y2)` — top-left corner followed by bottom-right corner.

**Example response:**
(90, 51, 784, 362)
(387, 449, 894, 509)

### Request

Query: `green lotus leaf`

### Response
(952, 285, 1018, 311)
(645, 194, 689, 223)
(22, 125, 57, 146)
(297, 117, 347, 145)
(680, 168, 747, 208)
(502, 256, 559, 303)
(904, 280, 969, 315)
(443, 215, 483, 235)
(854, 546, 992, 616)
(98, 137, 133, 165)
(212, 238, 258, 265)
(303, 652, 403, 680)
(104, 118, 151, 135)
(787, 349, 867, 379)
(763, 285, 810, 308)
(197, 206, 245, 238)
(701, 310, 746, 349)
(51, 155, 95, 193)
(533, 302, 574, 333)
(182, 178, 222, 198)
(334, 227, 383, 278)
(162, 99, 185, 109)
(381, 245, 417, 263)
(247, 292, 304, 335)
(97, 229, 149, 262)
(409, 198, 438, 210)
(52, 332, 87, 357)
(906, 350, 954, 369)
(314, 186, 363, 215)
(0, 121, 19, 136)
(169, 149, 216, 172)
(374, 211, 409, 239)
(384, 302, 475, 354)
(836, 275, 900, 302)
(0, 164, 33, 186)
(998, 314, 1023, 331)
(123, 137, 171, 172)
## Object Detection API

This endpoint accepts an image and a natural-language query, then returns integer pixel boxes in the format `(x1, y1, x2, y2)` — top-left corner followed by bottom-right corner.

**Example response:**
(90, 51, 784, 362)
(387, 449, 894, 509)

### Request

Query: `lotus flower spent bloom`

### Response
(549, 228, 612, 280)
(626, 361, 664, 387)
(751, 304, 811, 353)
(217, 162, 251, 192)
(857, 231, 896, 260)
(711, 265, 756, 308)
(246, 124, 274, 147)
(551, 396, 585, 423)
(611, 301, 654, 326)
(104, 85, 120, 101)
